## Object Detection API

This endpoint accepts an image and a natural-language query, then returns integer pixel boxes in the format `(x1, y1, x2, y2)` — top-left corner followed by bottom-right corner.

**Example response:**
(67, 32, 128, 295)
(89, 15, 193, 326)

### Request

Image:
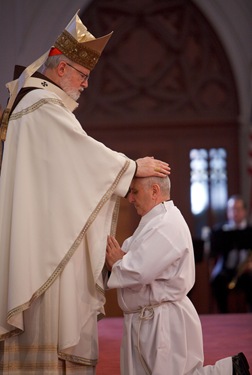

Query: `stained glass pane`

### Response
(190, 147, 228, 235)
(190, 149, 209, 215)
(209, 148, 227, 211)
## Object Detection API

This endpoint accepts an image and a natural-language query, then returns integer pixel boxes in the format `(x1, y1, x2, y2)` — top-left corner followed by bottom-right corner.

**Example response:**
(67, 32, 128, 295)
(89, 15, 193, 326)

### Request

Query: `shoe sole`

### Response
(238, 353, 250, 374)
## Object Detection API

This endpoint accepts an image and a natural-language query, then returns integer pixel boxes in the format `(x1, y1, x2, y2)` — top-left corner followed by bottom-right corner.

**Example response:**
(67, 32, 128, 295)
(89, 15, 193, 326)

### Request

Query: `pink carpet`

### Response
(97, 314, 252, 374)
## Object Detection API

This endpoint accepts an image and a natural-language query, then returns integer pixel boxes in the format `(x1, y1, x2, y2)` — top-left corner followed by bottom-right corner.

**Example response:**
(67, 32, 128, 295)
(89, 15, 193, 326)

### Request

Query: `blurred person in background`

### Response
(210, 195, 252, 313)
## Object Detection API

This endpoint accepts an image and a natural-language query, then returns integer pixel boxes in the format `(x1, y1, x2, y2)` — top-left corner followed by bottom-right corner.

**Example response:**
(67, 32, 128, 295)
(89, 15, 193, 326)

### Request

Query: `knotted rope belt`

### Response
(124, 301, 169, 375)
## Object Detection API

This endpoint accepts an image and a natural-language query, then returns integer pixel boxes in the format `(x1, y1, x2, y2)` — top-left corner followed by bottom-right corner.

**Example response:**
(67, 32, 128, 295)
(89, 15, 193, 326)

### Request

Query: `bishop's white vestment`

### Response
(108, 201, 232, 375)
(0, 76, 136, 374)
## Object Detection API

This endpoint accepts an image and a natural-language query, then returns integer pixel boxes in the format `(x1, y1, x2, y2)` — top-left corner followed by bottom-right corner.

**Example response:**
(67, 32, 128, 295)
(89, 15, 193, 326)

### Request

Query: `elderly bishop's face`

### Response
(60, 61, 90, 101)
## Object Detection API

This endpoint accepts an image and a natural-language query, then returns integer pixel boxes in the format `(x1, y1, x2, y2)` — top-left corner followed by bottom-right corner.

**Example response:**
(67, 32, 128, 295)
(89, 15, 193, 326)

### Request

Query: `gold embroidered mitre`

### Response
(53, 12, 113, 71)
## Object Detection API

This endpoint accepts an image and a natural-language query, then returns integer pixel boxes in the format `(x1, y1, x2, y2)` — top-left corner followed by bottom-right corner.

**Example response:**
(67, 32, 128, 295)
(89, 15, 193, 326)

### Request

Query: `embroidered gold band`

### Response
(54, 30, 100, 71)
(0, 108, 11, 142)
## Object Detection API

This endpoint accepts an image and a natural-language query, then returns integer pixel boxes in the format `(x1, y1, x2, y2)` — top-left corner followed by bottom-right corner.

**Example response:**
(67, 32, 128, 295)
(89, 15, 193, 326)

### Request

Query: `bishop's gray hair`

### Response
(42, 54, 72, 71)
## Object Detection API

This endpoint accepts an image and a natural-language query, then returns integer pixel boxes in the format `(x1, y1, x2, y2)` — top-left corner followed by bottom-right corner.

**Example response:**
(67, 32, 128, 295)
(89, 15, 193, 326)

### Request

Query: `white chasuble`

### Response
(0, 84, 135, 374)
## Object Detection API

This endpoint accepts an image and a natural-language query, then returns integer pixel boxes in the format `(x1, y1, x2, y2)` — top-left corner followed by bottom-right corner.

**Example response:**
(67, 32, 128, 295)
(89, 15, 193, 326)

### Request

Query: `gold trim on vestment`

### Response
(6, 159, 131, 330)
(0, 108, 11, 142)
(9, 98, 66, 122)
(58, 351, 97, 367)
(0, 342, 90, 371)
(0, 327, 21, 341)
(111, 196, 121, 236)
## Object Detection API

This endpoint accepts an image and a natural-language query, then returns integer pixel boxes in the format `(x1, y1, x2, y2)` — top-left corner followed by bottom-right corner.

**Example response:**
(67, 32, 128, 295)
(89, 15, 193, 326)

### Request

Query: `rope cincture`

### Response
(124, 301, 169, 375)
(137, 305, 155, 375)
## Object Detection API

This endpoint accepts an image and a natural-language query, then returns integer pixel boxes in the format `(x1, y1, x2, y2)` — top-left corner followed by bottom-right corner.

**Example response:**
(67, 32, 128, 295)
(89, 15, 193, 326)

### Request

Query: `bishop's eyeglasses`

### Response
(65, 62, 89, 83)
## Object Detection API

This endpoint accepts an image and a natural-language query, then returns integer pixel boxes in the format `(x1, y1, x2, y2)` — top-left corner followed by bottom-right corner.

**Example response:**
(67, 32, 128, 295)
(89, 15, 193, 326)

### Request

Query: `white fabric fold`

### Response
(0, 81, 135, 368)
